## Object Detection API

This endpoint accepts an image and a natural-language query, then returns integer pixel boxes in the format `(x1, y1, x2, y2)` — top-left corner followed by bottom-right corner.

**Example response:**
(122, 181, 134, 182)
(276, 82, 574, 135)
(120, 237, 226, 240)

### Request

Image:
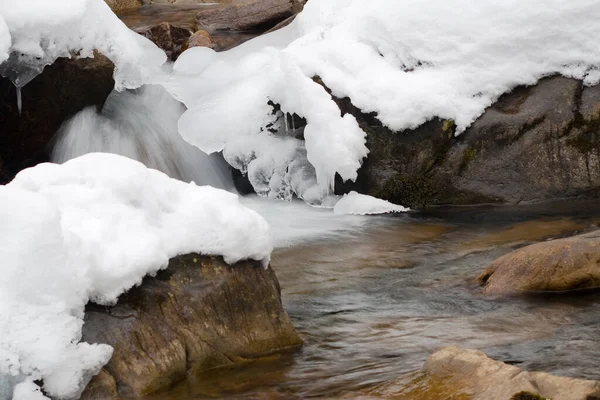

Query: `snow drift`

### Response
(0, 154, 272, 399)
(169, 0, 600, 204)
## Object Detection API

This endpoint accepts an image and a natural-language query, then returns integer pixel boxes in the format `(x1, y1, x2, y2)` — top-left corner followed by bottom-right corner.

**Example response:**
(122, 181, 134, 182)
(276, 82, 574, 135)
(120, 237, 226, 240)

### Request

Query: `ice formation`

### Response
(52, 84, 235, 191)
(168, 0, 600, 204)
(333, 191, 408, 215)
(0, 154, 272, 399)
(0, 0, 166, 102)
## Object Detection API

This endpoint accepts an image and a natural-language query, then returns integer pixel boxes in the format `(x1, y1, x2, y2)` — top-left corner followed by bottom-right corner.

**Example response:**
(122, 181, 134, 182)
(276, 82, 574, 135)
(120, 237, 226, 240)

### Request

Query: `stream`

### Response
(143, 200, 600, 399)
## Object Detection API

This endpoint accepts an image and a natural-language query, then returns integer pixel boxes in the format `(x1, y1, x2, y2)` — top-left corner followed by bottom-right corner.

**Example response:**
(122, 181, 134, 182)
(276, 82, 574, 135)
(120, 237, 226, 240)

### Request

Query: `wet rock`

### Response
(81, 254, 302, 398)
(187, 29, 214, 49)
(479, 229, 600, 294)
(138, 22, 193, 61)
(105, 0, 142, 13)
(0, 54, 114, 184)
(338, 76, 600, 207)
(196, 0, 296, 34)
(371, 347, 600, 400)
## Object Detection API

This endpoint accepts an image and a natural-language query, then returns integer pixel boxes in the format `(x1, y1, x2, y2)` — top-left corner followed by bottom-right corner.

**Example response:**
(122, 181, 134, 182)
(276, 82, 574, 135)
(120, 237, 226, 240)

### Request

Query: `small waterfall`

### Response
(52, 84, 235, 190)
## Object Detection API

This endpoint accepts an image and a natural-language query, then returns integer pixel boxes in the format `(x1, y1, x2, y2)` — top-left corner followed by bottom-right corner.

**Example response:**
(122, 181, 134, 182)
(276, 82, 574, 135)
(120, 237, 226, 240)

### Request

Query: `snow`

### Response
(334, 191, 408, 215)
(168, 0, 600, 204)
(0, 0, 166, 90)
(0, 153, 271, 399)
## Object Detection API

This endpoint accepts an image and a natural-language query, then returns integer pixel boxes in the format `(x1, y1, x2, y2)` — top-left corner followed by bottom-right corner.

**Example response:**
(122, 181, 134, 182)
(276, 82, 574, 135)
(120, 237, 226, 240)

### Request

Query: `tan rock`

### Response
(479, 229, 600, 294)
(196, 0, 295, 33)
(371, 347, 600, 400)
(81, 254, 302, 398)
(187, 29, 214, 49)
(105, 0, 142, 13)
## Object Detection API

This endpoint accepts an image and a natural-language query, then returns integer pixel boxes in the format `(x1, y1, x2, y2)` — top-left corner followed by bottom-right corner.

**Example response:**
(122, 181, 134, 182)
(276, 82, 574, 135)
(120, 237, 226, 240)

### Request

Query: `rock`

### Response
(187, 29, 214, 49)
(105, 0, 142, 13)
(0, 53, 114, 185)
(196, 0, 295, 34)
(138, 22, 193, 61)
(371, 347, 600, 400)
(337, 76, 600, 208)
(81, 254, 302, 398)
(479, 229, 600, 294)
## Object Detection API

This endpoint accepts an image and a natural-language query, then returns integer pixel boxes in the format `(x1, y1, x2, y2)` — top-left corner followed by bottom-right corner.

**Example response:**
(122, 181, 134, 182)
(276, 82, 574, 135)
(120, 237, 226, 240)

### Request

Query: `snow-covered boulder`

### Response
(81, 254, 302, 399)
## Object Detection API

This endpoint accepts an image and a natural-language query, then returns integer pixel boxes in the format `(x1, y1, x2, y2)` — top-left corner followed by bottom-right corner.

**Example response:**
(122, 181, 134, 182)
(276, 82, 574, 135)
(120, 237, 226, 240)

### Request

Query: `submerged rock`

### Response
(105, 0, 142, 13)
(81, 254, 302, 399)
(338, 76, 600, 208)
(371, 347, 600, 400)
(479, 229, 600, 294)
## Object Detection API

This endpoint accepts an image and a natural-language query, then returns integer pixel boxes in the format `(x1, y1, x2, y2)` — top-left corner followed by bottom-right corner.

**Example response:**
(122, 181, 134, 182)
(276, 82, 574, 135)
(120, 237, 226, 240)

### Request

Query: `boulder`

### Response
(81, 253, 302, 399)
(371, 347, 600, 400)
(138, 22, 193, 60)
(187, 29, 214, 49)
(479, 230, 600, 294)
(337, 76, 600, 208)
(0, 54, 114, 185)
(195, 0, 296, 34)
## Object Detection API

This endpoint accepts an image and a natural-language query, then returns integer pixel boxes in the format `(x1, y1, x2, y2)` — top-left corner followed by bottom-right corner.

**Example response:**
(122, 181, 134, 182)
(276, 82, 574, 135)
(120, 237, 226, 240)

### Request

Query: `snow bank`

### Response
(333, 191, 408, 215)
(0, 153, 271, 399)
(168, 0, 600, 204)
(0, 0, 166, 90)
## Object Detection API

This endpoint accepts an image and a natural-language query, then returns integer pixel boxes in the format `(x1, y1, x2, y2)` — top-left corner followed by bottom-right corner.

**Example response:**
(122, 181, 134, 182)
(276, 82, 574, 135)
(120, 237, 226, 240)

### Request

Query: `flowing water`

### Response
(141, 200, 600, 399)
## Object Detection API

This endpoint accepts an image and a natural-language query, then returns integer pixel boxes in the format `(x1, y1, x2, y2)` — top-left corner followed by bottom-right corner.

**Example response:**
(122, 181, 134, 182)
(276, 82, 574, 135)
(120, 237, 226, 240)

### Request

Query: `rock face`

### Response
(0, 55, 114, 185)
(479, 230, 600, 294)
(196, 0, 296, 33)
(371, 347, 600, 400)
(187, 29, 214, 49)
(81, 254, 302, 399)
(340, 77, 600, 208)
(138, 22, 193, 60)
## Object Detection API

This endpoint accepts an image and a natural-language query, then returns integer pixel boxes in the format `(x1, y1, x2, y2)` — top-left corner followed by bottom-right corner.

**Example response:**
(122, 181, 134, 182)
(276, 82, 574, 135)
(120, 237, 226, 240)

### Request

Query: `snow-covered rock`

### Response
(0, 153, 271, 399)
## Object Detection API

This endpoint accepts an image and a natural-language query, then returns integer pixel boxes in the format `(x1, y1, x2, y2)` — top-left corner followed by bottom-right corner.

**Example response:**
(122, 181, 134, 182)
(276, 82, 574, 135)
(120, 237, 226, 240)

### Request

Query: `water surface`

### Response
(145, 201, 600, 399)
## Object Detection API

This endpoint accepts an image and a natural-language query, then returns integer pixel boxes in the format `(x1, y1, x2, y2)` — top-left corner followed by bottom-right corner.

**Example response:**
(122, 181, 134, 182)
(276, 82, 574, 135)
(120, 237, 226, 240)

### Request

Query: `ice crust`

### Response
(0, 0, 166, 91)
(0, 154, 272, 399)
(333, 191, 408, 215)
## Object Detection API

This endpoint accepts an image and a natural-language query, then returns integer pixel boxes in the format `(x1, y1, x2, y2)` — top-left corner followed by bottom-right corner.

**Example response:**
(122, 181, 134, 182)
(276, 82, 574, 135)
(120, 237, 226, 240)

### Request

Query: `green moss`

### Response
(442, 119, 456, 134)
(510, 391, 547, 400)
(459, 146, 477, 174)
(377, 174, 436, 208)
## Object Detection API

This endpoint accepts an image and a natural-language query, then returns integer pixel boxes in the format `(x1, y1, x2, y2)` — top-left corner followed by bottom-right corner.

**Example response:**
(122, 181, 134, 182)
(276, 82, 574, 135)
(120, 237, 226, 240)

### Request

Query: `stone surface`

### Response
(370, 347, 600, 400)
(0, 54, 114, 185)
(196, 0, 295, 33)
(187, 29, 214, 49)
(479, 229, 600, 294)
(81, 254, 302, 398)
(105, 0, 142, 13)
(337, 76, 600, 208)
(138, 22, 192, 60)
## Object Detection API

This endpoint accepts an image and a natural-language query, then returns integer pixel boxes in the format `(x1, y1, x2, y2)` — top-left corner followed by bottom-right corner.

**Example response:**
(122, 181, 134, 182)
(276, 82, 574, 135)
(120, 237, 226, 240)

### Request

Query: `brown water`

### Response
(145, 202, 600, 399)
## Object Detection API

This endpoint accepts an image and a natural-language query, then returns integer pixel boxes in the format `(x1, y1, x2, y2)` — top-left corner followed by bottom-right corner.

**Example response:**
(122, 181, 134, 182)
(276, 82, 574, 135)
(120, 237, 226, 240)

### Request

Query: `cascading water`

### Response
(52, 84, 234, 190)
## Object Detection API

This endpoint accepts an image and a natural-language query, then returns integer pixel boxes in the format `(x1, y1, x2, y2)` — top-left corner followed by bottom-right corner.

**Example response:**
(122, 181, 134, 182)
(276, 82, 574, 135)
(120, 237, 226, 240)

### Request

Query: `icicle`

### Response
(284, 112, 289, 134)
(292, 114, 296, 132)
(15, 85, 21, 115)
